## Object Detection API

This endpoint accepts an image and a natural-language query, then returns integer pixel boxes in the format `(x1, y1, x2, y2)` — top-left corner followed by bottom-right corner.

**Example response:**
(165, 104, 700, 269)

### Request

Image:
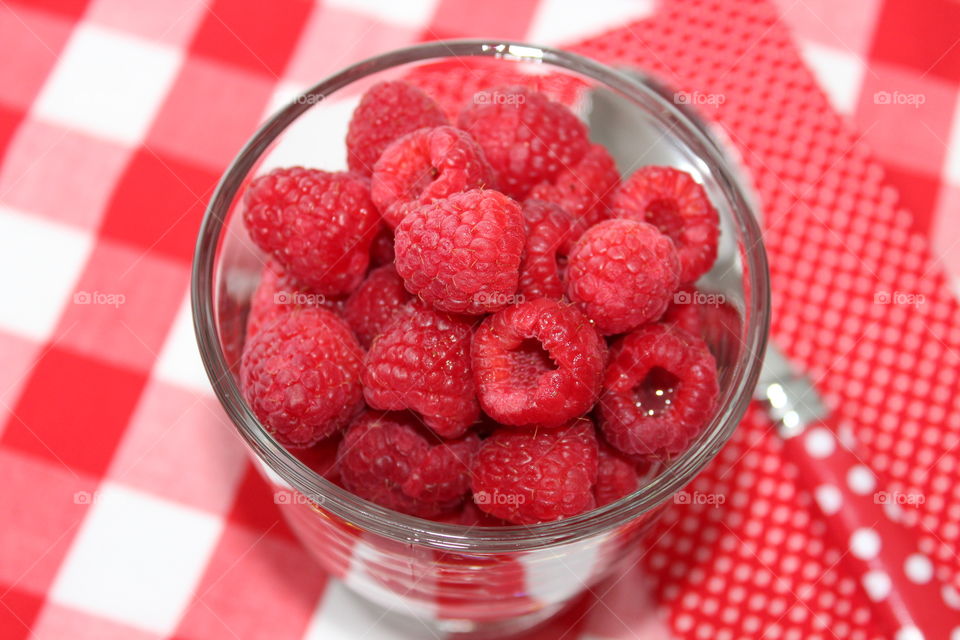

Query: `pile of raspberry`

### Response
(238, 81, 721, 526)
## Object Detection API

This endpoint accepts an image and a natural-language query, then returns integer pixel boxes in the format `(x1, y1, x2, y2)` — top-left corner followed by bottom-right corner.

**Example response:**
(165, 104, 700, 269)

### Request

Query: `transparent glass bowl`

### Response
(191, 40, 769, 638)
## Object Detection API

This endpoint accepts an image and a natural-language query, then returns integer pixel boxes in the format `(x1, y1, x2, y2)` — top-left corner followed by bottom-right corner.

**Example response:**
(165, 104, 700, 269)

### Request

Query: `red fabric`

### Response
(1, 1, 958, 638)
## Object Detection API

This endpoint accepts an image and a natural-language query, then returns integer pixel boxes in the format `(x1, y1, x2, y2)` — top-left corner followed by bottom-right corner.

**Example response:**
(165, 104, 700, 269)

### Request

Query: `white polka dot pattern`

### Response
(456, 0, 960, 637)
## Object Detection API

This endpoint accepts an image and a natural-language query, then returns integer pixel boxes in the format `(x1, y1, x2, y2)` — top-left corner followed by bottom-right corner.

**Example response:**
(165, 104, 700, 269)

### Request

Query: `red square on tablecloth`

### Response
(0, 120, 131, 231)
(0, 4, 76, 110)
(426, 0, 540, 40)
(7, 0, 89, 19)
(147, 57, 274, 171)
(173, 525, 326, 640)
(880, 163, 943, 235)
(53, 240, 189, 372)
(855, 62, 959, 175)
(29, 603, 162, 640)
(869, 0, 960, 84)
(84, 0, 206, 47)
(98, 149, 220, 263)
(107, 379, 247, 514)
(226, 464, 297, 542)
(1, 349, 147, 476)
(0, 332, 42, 437)
(283, 6, 419, 86)
(189, 0, 313, 78)
(0, 586, 45, 640)
(0, 104, 23, 157)
(0, 450, 97, 593)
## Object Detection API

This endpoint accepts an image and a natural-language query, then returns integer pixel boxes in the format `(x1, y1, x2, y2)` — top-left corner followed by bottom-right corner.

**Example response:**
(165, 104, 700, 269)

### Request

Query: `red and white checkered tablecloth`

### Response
(1, 1, 959, 639)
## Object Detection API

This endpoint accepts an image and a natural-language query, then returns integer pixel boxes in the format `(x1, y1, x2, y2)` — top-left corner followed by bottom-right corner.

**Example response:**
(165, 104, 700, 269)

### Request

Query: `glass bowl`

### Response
(191, 40, 769, 638)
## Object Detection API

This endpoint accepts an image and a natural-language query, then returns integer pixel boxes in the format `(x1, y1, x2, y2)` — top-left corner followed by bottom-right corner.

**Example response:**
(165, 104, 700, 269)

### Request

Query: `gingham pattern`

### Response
(0, 1, 958, 639)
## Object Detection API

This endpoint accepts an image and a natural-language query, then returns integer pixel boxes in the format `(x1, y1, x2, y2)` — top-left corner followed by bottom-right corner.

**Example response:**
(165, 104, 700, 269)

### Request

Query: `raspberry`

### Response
(599, 323, 719, 458)
(659, 285, 705, 338)
(243, 168, 381, 295)
(472, 298, 606, 428)
(394, 189, 525, 315)
(518, 199, 573, 299)
(295, 432, 343, 482)
(593, 443, 640, 507)
(371, 126, 496, 228)
(434, 501, 511, 527)
(611, 166, 719, 283)
(566, 219, 680, 335)
(363, 302, 479, 438)
(246, 260, 340, 341)
(346, 81, 449, 176)
(337, 411, 475, 517)
(527, 144, 619, 237)
(343, 265, 413, 348)
(471, 419, 599, 524)
(240, 308, 364, 448)
(457, 86, 590, 199)
(403, 431, 480, 504)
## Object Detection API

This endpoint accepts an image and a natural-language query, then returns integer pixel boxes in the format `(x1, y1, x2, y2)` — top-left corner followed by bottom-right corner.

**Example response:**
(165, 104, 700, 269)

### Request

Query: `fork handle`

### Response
(783, 418, 960, 639)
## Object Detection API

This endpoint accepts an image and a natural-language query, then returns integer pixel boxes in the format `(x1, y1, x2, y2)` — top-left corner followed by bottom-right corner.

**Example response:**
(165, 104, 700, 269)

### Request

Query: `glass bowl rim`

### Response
(191, 38, 770, 552)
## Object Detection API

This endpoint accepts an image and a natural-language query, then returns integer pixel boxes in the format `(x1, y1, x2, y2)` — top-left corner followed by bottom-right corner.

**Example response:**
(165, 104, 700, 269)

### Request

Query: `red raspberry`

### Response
(518, 199, 573, 300)
(566, 219, 680, 335)
(472, 298, 606, 428)
(434, 501, 512, 527)
(593, 443, 640, 507)
(402, 431, 480, 504)
(659, 285, 705, 338)
(337, 411, 475, 517)
(240, 308, 363, 448)
(371, 126, 496, 228)
(346, 81, 449, 176)
(295, 432, 343, 483)
(457, 86, 590, 199)
(527, 144, 619, 237)
(394, 189, 524, 315)
(611, 166, 719, 283)
(246, 260, 340, 341)
(243, 168, 381, 295)
(343, 265, 413, 348)
(599, 323, 719, 458)
(471, 419, 599, 524)
(363, 303, 479, 438)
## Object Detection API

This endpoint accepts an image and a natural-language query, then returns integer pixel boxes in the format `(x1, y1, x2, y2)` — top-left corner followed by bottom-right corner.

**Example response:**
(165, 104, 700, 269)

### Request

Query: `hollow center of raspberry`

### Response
(408, 164, 439, 196)
(633, 367, 679, 417)
(645, 199, 684, 243)
(509, 338, 558, 382)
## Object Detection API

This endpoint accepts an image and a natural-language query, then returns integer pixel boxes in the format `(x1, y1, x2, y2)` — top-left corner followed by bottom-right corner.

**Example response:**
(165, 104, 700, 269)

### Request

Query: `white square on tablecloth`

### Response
(302, 579, 434, 640)
(153, 294, 215, 394)
(799, 39, 866, 116)
(527, 0, 656, 46)
(0, 206, 92, 341)
(324, 0, 440, 28)
(258, 93, 359, 173)
(944, 98, 960, 186)
(48, 482, 222, 635)
(33, 24, 182, 145)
